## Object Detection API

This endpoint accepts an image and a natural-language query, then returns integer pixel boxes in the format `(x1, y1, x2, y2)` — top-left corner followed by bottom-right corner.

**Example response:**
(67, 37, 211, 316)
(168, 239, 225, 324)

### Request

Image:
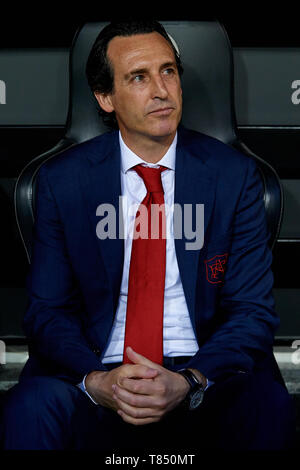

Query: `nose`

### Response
(151, 74, 168, 100)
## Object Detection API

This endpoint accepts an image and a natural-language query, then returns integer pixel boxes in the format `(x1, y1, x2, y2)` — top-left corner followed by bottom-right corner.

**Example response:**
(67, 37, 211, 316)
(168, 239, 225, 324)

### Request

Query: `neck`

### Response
(120, 130, 176, 163)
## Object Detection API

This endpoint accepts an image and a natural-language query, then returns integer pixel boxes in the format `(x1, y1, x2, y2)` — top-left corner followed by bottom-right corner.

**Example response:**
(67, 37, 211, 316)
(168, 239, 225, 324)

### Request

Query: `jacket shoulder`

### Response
(38, 130, 118, 177)
(178, 127, 255, 171)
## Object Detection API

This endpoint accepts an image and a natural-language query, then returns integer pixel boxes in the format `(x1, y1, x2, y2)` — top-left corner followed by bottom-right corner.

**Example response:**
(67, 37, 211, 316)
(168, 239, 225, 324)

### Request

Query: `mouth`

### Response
(148, 107, 174, 116)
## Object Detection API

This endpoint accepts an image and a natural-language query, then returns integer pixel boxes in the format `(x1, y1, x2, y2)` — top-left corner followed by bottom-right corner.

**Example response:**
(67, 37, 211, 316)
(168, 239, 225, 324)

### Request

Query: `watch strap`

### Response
(178, 368, 203, 389)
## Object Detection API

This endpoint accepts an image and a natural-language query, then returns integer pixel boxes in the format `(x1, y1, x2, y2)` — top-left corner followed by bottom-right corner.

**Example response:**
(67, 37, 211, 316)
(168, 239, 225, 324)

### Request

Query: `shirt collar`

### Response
(119, 131, 177, 174)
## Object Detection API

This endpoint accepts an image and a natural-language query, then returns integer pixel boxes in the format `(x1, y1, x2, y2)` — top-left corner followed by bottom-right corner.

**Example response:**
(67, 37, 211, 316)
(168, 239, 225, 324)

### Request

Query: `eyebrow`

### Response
(125, 61, 177, 80)
(125, 68, 148, 80)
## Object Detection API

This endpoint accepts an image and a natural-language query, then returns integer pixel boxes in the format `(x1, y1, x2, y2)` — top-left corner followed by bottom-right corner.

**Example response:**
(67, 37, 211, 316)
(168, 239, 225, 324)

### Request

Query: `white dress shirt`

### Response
(101, 131, 199, 363)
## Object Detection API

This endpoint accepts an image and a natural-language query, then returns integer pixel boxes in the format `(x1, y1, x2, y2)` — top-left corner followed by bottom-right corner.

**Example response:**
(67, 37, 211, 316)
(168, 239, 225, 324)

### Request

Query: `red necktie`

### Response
(123, 164, 167, 365)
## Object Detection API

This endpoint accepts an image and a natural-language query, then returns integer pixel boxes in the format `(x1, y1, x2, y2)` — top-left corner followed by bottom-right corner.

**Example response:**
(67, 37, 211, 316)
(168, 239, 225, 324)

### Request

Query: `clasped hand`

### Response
(86, 346, 190, 425)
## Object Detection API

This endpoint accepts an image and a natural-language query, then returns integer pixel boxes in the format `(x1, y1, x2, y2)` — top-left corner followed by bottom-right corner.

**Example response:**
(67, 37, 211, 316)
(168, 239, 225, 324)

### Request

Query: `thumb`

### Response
(126, 347, 161, 373)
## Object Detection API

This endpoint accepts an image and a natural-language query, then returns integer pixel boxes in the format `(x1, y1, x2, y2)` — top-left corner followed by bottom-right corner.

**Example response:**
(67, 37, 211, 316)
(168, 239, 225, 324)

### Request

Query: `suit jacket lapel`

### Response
(79, 133, 124, 304)
(174, 128, 217, 332)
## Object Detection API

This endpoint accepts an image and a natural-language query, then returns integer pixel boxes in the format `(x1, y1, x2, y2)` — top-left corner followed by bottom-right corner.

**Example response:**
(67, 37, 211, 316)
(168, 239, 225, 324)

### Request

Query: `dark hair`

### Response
(86, 19, 184, 129)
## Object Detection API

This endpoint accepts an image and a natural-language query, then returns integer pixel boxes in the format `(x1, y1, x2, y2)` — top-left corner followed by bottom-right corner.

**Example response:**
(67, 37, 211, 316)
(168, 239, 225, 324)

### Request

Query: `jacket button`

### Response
(93, 349, 101, 356)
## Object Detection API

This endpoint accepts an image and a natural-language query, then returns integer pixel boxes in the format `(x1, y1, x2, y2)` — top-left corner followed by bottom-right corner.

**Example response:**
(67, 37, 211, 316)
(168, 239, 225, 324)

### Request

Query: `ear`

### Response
(94, 91, 114, 113)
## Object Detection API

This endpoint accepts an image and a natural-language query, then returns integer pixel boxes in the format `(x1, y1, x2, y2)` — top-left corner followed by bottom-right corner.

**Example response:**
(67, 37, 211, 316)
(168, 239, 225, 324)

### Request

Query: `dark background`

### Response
(0, 5, 299, 48)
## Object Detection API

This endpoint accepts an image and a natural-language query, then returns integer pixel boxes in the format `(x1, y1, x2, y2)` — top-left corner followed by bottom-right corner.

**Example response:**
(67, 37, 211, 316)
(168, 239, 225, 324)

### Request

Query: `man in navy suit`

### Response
(1, 19, 296, 451)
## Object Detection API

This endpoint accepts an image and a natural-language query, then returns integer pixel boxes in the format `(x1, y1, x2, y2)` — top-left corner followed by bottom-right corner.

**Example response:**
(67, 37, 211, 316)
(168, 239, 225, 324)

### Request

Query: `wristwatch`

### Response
(178, 368, 205, 410)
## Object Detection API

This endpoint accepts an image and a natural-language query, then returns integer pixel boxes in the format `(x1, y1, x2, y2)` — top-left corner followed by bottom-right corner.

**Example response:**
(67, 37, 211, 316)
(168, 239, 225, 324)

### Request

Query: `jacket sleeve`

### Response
(23, 165, 107, 384)
(184, 157, 280, 382)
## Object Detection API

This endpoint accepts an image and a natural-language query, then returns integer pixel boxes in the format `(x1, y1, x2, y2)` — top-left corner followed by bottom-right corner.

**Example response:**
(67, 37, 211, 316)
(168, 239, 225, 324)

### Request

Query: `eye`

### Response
(163, 68, 176, 76)
(133, 74, 144, 82)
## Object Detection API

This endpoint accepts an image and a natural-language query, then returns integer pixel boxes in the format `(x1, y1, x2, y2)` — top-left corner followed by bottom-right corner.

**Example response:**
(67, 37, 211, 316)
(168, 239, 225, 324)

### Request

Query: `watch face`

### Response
(189, 388, 204, 410)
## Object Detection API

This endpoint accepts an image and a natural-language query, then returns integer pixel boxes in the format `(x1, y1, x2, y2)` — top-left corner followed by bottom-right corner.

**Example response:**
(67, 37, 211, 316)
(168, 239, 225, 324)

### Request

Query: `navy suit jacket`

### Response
(20, 126, 282, 386)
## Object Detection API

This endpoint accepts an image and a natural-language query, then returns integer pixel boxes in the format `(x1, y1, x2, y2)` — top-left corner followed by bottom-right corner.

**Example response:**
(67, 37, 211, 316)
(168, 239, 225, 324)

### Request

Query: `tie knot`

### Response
(133, 164, 167, 193)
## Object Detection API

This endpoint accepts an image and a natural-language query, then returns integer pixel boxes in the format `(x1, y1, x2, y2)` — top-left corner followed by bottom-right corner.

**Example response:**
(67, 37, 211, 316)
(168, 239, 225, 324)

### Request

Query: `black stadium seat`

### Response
(12, 20, 286, 391)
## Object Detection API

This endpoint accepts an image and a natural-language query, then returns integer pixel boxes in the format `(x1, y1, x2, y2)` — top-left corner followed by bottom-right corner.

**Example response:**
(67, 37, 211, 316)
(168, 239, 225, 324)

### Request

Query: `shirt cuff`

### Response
(77, 374, 99, 405)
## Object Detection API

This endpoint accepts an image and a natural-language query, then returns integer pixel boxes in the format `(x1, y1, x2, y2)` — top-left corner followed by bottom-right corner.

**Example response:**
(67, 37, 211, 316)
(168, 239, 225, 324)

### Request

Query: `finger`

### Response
(117, 409, 160, 426)
(121, 363, 158, 381)
(113, 384, 160, 408)
(117, 377, 158, 395)
(125, 347, 161, 370)
(114, 394, 161, 421)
